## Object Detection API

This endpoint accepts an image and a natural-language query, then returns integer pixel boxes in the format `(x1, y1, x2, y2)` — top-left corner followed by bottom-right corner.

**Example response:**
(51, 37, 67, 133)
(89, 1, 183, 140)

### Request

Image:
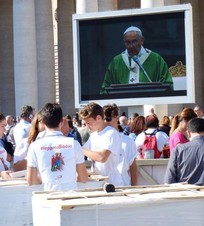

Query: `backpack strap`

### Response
(144, 129, 158, 136)
(6, 125, 14, 136)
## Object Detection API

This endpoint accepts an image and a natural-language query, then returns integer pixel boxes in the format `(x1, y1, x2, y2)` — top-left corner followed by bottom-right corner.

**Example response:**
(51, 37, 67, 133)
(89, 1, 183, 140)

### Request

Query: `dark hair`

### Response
(121, 112, 126, 116)
(118, 124, 124, 132)
(131, 112, 139, 119)
(67, 118, 74, 129)
(79, 102, 104, 120)
(187, 118, 204, 133)
(75, 112, 79, 120)
(0, 112, 6, 122)
(20, 105, 34, 118)
(41, 103, 63, 128)
(103, 104, 119, 122)
(145, 115, 159, 128)
(66, 114, 72, 120)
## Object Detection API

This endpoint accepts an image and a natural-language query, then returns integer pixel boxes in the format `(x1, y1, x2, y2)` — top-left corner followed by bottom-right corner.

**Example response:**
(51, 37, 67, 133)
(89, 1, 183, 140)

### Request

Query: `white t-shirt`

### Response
(14, 131, 46, 164)
(135, 128, 169, 157)
(118, 133, 138, 186)
(13, 138, 29, 164)
(27, 131, 85, 191)
(13, 120, 31, 146)
(83, 126, 123, 186)
(0, 143, 10, 172)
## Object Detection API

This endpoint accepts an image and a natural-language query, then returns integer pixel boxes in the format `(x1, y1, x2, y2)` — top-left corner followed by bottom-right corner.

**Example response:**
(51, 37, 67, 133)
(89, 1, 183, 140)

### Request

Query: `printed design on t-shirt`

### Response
(51, 152, 64, 171)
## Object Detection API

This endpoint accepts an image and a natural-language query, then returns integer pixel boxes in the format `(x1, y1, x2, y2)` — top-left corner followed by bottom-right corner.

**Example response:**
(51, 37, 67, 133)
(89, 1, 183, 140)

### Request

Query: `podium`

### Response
(81, 82, 186, 101)
(105, 82, 172, 94)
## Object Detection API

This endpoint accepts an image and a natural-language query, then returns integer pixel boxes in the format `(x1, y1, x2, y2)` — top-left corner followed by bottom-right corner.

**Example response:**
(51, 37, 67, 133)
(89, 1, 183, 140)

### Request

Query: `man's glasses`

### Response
(124, 40, 138, 46)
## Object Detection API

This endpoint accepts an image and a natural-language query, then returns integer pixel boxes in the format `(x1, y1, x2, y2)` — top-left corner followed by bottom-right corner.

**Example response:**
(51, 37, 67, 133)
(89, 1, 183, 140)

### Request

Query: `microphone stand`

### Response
(132, 56, 152, 82)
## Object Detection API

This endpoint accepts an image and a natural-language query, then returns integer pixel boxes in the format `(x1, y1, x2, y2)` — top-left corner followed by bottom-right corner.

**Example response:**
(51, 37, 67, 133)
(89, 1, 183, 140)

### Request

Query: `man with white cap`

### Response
(100, 26, 173, 94)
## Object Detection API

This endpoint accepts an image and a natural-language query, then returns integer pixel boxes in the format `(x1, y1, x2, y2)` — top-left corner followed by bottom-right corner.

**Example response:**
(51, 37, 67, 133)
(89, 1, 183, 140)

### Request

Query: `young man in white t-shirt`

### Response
(79, 102, 123, 186)
(103, 104, 138, 186)
(26, 103, 88, 191)
(13, 105, 35, 147)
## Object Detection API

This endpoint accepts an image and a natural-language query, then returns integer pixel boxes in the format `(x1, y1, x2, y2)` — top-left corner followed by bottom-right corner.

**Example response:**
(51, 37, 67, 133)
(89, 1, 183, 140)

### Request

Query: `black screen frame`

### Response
(72, 4, 194, 108)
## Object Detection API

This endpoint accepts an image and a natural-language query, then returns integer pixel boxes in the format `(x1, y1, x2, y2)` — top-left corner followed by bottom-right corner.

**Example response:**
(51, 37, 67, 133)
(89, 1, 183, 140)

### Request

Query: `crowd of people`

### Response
(1, 26, 202, 191)
(0, 102, 204, 190)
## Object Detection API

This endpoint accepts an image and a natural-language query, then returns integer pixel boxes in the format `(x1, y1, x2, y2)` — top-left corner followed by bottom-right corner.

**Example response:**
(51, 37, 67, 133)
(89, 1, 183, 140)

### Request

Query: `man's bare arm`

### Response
(27, 167, 42, 185)
(83, 149, 111, 163)
(76, 163, 88, 183)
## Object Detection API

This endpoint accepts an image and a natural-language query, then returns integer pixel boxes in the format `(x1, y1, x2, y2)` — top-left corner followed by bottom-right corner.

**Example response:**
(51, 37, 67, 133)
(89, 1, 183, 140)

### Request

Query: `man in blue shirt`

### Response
(165, 118, 204, 185)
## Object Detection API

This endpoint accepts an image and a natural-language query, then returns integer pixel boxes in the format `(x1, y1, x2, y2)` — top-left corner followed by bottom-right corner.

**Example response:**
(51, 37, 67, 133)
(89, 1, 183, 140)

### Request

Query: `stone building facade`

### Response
(0, 0, 203, 118)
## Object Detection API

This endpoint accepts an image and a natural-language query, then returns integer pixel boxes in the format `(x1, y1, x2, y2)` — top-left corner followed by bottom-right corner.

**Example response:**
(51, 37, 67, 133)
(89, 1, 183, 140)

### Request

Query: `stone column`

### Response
(0, 0, 15, 115)
(141, 0, 164, 8)
(76, 0, 98, 13)
(164, 0, 180, 5)
(180, 0, 202, 106)
(13, 0, 38, 115)
(58, 0, 76, 116)
(98, 0, 117, 11)
(58, 0, 98, 116)
(35, 0, 56, 109)
(117, 0, 140, 9)
(51, 0, 58, 46)
(51, 0, 59, 103)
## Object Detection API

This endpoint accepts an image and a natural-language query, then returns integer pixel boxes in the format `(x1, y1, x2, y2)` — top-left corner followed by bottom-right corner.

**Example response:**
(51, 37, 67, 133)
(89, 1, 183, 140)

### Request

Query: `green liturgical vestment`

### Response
(100, 49, 173, 94)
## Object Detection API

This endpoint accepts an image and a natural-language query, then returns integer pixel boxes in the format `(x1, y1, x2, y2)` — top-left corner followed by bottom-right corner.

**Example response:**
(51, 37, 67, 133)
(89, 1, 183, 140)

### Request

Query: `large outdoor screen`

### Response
(72, 4, 194, 108)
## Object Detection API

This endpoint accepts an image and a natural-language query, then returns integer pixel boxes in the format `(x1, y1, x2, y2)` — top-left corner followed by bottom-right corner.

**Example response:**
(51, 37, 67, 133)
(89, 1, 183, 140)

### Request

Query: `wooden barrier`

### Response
(32, 184, 204, 226)
(136, 159, 169, 185)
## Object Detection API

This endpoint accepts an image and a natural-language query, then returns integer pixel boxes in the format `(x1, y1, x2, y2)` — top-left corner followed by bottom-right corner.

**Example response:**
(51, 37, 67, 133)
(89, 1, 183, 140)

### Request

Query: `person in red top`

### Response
(169, 108, 197, 151)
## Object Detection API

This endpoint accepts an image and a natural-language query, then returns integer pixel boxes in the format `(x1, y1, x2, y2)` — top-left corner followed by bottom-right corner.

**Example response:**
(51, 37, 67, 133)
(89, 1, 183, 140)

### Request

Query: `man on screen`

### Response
(100, 26, 173, 94)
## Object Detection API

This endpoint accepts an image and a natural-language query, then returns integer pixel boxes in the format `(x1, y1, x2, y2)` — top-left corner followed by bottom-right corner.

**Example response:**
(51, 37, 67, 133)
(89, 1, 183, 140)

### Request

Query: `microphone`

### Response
(132, 55, 152, 82)
(103, 183, 116, 193)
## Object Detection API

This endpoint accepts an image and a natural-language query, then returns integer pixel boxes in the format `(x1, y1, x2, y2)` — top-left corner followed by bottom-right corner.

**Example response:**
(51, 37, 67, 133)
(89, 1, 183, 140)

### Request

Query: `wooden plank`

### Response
(9, 170, 27, 178)
(89, 175, 109, 181)
(0, 178, 27, 186)
(32, 182, 193, 195)
(42, 185, 204, 200)
(60, 198, 105, 210)
(138, 166, 158, 185)
(36, 185, 204, 210)
(136, 159, 169, 166)
(46, 191, 126, 200)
